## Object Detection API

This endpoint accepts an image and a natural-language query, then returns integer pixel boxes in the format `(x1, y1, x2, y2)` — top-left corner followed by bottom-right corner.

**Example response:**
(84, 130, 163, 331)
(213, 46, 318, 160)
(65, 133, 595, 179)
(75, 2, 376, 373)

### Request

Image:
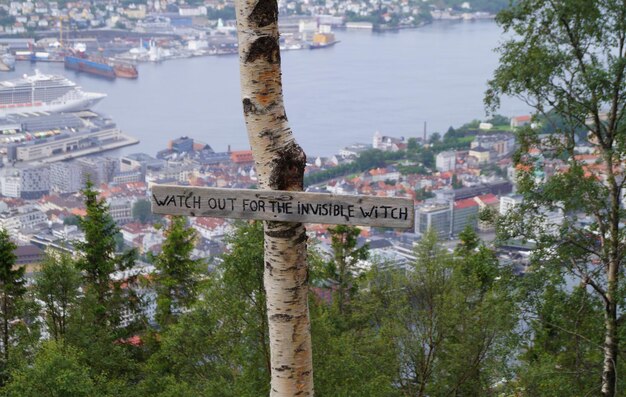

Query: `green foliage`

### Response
(451, 173, 462, 188)
(455, 224, 480, 254)
(310, 300, 399, 396)
(35, 252, 81, 342)
(153, 216, 203, 328)
(75, 181, 121, 303)
(387, 229, 516, 395)
(304, 149, 403, 186)
(3, 342, 96, 397)
(487, 113, 510, 126)
(428, 132, 441, 144)
(479, 163, 506, 178)
(61, 181, 141, 385)
(0, 228, 26, 381)
(207, 6, 236, 20)
(397, 163, 429, 175)
(132, 199, 153, 224)
(487, 1, 626, 394)
(427, 0, 510, 13)
(139, 221, 269, 396)
(74, 180, 137, 329)
(63, 215, 80, 226)
(414, 187, 435, 201)
(325, 226, 369, 318)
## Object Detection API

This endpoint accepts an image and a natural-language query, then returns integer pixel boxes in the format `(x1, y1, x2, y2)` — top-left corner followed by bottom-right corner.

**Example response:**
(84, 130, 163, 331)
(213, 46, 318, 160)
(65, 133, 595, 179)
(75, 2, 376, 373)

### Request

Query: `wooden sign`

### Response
(151, 185, 414, 229)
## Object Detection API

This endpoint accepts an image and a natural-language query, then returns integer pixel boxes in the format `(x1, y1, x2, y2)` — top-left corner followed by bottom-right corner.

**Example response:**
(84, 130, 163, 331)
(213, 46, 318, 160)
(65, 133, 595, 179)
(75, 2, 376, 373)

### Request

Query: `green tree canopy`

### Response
(3, 342, 96, 397)
(132, 199, 153, 224)
(0, 228, 26, 382)
(35, 252, 81, 342)
(152, 216, 203, 328)
(487, 1, 626, 395)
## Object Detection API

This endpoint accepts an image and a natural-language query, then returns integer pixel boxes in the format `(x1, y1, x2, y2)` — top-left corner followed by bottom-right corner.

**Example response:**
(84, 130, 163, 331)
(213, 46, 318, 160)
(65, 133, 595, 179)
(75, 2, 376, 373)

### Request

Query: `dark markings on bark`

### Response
(265, 224, 300, 238)
(268, 141, 306, 190)
(265, 261, 274, 276)
(274, 364, 291, 372)
(258, 128, 276, 142)
(294, 231, 307, 245)
(248, 0, 278, 28)
(270, 313, 294, 322)
(242, 98, 257, 115)
(246, 36, 280, 64)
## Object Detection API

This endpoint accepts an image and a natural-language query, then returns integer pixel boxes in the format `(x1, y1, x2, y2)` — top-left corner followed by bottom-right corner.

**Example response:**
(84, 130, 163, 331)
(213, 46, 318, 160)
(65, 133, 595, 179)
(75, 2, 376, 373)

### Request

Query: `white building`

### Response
(108, 197, 134, 225)
(339, 143, 371, 158)
(372, 131, 405, 152)
(178, 5, 206, 16)
(1, 173, 21, 197)
(415, 200, 452, 238)
(500, 193, 563, 235)
(77, 157, 118, 186)
(436, 151, 456, 172)
(499, 194, 523, 216)
(471, 134, 516, 157)
(50, 162, 83, 193)
(0, 207, 47, 234)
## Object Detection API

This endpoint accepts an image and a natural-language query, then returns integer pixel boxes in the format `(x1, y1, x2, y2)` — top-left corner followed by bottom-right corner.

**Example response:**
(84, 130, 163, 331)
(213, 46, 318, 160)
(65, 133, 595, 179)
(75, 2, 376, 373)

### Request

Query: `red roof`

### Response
(230, 150, 254, 163)
(195, 217, 226, 229)
(454, 198, 479, 210)
(475, 194, 499, 206)
(116, 335, 143, 346)
(121, 222, 145, 234)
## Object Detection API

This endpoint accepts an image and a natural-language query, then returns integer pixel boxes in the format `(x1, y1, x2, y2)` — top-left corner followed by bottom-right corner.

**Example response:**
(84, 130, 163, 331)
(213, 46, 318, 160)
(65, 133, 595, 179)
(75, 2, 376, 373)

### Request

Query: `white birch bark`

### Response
(234, 0, 313, 395)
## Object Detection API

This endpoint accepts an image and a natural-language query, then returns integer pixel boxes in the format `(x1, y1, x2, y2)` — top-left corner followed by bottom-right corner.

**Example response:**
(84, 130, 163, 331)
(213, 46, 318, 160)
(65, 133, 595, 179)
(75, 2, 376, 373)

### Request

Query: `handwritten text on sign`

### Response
(151, 185, 415, 229)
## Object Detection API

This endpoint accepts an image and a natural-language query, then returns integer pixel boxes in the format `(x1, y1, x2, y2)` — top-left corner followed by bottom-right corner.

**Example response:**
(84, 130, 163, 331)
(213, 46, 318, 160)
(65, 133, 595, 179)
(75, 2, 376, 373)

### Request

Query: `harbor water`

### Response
(3, 20, 528, 157)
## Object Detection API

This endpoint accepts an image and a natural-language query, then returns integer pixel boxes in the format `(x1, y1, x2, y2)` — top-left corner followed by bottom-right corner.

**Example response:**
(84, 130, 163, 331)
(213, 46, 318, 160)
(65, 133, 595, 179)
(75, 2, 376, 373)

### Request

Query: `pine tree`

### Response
(65, 181, 139, 382)
(74, 180, 136, 329)
(153, 216, 203, 328)
(0, 228, 25, 381)
(326, 225, 369, 316)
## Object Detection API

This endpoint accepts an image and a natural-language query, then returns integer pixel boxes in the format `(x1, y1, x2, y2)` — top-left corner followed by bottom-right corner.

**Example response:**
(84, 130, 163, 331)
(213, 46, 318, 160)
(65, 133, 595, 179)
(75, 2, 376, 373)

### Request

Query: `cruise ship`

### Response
(0, 71, 106, 117)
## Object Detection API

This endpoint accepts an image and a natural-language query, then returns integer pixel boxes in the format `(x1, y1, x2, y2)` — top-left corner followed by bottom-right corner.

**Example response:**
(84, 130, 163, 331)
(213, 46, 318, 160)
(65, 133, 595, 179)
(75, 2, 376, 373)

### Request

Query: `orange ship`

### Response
(113, 63, 138, 79)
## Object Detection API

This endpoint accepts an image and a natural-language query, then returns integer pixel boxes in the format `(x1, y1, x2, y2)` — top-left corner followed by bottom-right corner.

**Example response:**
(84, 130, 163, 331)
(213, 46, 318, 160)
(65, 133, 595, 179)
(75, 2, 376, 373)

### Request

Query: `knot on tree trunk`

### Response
(246, 36, 280, 64)
(268, 142, 306, 191)
(248, 0, 278, 28)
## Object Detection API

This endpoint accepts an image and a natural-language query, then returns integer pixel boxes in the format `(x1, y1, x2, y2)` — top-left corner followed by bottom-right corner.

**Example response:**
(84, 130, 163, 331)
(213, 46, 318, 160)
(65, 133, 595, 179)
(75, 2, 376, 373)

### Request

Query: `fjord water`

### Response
(7, 20, 527, 156)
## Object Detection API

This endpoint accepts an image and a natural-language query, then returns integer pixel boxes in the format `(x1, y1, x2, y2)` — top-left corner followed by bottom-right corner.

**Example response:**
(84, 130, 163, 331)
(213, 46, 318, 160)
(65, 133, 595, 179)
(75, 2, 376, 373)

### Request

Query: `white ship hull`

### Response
(0, 71, 106, 118)
(0, 93, 106, 117)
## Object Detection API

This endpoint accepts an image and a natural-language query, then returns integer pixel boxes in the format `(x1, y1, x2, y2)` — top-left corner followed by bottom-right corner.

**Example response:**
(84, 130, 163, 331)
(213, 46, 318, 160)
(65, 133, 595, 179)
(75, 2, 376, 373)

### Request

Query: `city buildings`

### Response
(0, 166, 50, 199)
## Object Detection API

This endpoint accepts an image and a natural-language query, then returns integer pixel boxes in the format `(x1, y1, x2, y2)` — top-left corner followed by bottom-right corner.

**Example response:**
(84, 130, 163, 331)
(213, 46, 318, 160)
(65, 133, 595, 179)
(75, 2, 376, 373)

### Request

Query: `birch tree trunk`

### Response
(234, 0, 313, 395)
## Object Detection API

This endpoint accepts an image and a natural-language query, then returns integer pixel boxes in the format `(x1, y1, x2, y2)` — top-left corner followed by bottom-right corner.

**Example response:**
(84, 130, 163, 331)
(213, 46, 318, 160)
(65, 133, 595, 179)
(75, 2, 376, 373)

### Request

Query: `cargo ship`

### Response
(0, 70, 106, 117)
(64, 55, 116, 79)
(308, 32, 339, 50)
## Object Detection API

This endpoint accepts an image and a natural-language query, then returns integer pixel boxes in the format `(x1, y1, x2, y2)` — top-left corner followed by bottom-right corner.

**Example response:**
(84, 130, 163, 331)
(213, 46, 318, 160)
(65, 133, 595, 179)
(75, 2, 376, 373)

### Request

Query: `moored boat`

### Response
(113, 63, 138, 79)
(64, 54, 116, 79)
(0, 70, 106, 117)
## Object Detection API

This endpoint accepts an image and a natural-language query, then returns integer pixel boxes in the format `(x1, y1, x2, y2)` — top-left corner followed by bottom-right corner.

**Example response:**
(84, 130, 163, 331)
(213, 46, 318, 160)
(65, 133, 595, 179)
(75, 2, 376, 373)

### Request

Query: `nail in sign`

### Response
(151, 185, 414, 229)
